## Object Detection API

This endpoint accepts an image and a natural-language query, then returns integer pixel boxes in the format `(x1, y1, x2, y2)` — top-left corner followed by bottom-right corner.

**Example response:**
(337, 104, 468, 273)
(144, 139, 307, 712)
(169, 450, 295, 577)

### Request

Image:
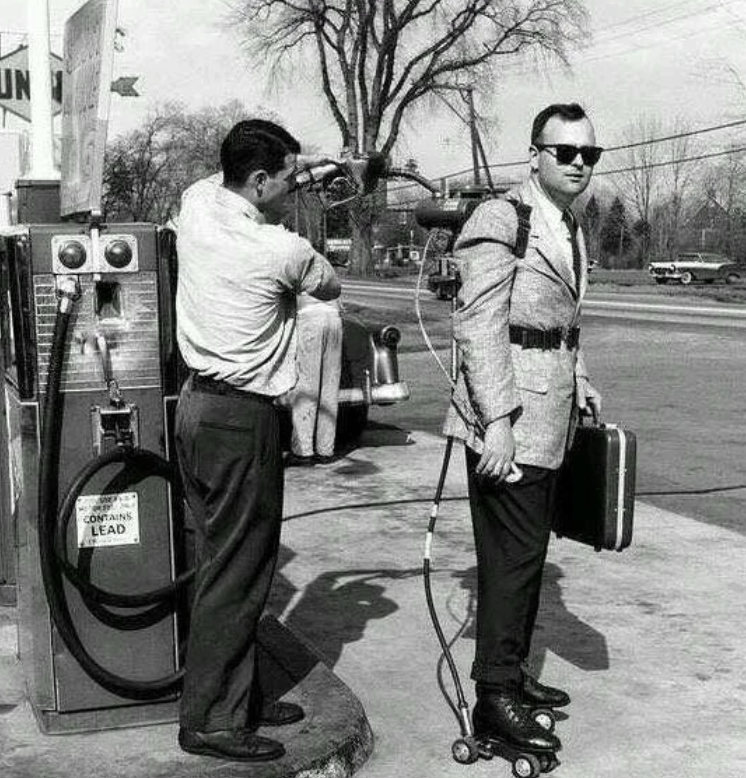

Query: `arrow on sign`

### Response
(110, 76, 139, 97)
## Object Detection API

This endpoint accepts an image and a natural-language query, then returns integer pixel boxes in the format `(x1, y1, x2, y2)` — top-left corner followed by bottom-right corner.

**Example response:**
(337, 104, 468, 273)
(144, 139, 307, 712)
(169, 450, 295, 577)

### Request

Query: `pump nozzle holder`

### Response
(55, 277, 81, 313)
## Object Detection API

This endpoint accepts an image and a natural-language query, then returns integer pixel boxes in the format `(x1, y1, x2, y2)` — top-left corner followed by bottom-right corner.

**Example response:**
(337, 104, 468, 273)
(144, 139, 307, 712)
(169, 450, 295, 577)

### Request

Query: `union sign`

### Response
(0, 46, 63, 122)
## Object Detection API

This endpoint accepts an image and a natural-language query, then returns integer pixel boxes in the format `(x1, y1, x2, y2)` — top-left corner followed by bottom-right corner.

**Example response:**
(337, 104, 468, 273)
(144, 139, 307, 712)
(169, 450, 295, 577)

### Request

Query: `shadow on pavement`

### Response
(277, 565, 420, 669)
(446, 563, 609, 676)
(531, 563, 610, 675)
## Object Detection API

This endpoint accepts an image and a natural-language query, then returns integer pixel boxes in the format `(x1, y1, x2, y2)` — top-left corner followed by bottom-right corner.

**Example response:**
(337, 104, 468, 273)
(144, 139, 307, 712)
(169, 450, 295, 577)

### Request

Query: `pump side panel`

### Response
(53, 390, 179, 711)
(15, 224, 182, 722)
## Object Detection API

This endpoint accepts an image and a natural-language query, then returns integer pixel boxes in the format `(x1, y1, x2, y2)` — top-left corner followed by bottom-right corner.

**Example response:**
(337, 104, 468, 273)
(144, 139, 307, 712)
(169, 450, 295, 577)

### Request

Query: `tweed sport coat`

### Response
(442, 180, 591, 470)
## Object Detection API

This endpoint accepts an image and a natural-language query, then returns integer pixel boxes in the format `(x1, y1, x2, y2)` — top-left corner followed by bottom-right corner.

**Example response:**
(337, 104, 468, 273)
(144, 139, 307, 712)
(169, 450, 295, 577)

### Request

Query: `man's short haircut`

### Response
(220, 119, 301, 188)
(531, 103, 588, 145)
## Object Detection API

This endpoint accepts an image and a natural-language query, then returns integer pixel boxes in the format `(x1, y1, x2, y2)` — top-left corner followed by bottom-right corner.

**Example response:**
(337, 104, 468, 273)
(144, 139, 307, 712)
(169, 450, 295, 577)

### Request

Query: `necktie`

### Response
(562, 210, 581, 295)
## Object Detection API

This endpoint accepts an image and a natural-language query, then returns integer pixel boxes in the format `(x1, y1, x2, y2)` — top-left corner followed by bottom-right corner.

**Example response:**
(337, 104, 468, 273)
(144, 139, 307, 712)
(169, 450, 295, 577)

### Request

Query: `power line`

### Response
(592, 0, 736, 47)
(386, 143, 746, 210)
(498, 1, 739, 79)
(604, 117, 746, 152)
(596, 143, 746, 176)
(389, 115, 746, 193)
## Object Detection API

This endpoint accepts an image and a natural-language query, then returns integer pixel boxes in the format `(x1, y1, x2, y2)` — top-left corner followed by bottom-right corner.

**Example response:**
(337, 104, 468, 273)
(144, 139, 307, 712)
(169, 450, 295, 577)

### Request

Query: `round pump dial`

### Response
(57, 240, 87, 270)
(104, 239, 133, 269)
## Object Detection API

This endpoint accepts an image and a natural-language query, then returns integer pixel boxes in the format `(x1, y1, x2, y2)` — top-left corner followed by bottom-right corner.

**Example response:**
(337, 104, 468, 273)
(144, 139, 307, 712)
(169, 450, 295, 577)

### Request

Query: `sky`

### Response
(3, 0, 746, 184)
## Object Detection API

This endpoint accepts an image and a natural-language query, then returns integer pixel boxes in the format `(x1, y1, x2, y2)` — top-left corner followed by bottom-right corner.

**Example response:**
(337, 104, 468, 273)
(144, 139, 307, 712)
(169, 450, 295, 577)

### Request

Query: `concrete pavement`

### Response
(276, 425, 746, 778)
(1, 424, 746, 777)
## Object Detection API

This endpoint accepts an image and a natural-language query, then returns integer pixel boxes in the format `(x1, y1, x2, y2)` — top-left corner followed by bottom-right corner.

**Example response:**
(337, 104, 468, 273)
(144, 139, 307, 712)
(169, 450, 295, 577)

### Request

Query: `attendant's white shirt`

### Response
(176, 176, 338, 397)
(528, 176, 577, 285)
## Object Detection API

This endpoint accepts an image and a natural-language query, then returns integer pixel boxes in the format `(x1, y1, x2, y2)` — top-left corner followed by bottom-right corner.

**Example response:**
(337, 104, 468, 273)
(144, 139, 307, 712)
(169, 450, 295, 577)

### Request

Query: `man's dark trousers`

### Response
(465, 449, 559, 689)
(175, 377, 283, 732)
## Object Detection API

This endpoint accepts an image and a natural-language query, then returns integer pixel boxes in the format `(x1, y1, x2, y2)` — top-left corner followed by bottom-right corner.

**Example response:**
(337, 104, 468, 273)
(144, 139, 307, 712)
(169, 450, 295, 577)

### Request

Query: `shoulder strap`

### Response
(505, 198, 532, 259)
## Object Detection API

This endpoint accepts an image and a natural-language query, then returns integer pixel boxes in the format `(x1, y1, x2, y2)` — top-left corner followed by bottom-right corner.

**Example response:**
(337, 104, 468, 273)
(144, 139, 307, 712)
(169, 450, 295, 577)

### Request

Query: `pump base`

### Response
(0, 614, 373, 778)
(34, 699, 178, 735)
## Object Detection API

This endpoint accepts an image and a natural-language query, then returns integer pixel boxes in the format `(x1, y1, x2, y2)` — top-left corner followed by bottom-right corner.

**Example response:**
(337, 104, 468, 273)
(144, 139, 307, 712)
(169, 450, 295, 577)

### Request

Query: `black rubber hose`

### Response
(55, 446, 194, 608)
(37, 290, 184, 700)
(423, 436, 473, 736)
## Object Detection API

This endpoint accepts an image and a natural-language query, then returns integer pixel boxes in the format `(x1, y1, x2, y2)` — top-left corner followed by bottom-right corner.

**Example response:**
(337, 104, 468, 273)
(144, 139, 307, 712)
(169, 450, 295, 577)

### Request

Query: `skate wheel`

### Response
(533, 708, 555, 732)
(451, 737, 479, 764)
(512, 753, 541, 778)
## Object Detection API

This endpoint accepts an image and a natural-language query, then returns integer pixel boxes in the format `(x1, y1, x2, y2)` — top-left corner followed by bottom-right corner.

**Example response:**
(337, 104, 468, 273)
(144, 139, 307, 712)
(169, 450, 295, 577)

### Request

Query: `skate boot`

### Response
(521, 670, 571, 709)
(472, 688, 561, 775)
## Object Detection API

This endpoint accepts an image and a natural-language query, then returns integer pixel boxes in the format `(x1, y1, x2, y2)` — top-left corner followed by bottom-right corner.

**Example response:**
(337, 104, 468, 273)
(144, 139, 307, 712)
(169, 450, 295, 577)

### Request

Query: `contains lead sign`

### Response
(75, 491, 140, 548)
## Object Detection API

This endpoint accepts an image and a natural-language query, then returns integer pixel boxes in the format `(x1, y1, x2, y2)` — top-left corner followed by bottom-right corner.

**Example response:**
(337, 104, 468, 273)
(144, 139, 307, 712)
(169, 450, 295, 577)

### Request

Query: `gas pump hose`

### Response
(37, 279, 188, 700)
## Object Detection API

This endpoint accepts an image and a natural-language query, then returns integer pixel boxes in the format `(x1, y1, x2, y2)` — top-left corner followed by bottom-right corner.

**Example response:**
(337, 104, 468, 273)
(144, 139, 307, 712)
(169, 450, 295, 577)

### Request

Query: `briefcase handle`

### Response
(579, 404, 601, 427)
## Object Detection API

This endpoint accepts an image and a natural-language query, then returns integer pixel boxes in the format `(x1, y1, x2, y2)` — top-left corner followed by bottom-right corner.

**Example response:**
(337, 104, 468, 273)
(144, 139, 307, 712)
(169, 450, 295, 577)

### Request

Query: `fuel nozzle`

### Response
(290, 152, 389, 208)
(55, 276, 81, 314)
(95, 333, 125, 408)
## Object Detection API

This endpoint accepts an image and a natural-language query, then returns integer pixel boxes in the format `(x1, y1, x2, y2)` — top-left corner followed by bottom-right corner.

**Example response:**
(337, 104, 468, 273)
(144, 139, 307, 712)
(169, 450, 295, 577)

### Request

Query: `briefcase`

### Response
(554, 418, 636, 552)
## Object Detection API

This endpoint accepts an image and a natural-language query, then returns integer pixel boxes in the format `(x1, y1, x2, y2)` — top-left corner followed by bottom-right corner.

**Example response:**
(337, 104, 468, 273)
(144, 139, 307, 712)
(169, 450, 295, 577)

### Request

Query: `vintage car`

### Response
(160, 228, 409, 449)
(332, 312, 409, 445)
(648, 252, 742, 285)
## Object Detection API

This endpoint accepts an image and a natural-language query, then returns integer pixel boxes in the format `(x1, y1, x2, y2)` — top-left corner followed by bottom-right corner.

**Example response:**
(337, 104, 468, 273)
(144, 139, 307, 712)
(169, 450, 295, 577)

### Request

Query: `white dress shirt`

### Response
(176, 176, 338, 397)
(528, 176, 577, 286)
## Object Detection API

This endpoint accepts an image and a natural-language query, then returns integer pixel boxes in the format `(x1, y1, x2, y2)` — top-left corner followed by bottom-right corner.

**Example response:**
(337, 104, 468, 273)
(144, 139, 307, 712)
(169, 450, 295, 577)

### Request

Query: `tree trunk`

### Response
(349, 217, 374, 276)
(347, 192, 381, 277)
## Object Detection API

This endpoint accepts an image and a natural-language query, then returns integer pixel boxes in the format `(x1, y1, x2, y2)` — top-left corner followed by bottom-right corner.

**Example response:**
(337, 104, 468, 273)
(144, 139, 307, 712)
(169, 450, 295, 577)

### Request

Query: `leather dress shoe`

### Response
(522, 671, 571, 708)
(473, 690, 561, 752)
(178, 727, 285, 761)
(259, 700, 305, 727)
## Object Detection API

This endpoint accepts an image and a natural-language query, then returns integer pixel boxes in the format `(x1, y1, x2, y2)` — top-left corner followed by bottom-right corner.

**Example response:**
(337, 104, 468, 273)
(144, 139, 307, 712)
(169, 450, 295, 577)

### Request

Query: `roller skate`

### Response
(450, 689, 561, 775)
(519, 671, 570, 732)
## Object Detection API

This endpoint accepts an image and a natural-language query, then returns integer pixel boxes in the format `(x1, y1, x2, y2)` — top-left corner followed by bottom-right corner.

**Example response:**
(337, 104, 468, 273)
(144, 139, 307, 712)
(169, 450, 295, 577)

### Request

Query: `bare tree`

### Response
(613, 116, 663, 266)
(659, 119, 695, 260)
(230, 0, 588, 274)
(102, 100, 263, 223)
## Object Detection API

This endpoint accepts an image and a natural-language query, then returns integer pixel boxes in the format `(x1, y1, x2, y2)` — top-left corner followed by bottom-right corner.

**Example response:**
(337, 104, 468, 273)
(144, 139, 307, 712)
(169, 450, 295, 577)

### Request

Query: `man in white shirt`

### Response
(174, 119, 340, 762)
(442, 103, 602, 755)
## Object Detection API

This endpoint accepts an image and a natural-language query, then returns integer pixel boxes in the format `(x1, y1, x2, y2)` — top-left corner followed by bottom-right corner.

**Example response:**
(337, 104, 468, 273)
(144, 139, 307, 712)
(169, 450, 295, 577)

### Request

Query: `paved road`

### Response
(350, 282, 746, 535)
(343, 278, 746, 328)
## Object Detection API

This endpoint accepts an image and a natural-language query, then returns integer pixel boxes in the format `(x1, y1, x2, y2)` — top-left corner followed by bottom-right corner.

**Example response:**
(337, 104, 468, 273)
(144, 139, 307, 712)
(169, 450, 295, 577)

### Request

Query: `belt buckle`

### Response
(563, 326, 578, 349)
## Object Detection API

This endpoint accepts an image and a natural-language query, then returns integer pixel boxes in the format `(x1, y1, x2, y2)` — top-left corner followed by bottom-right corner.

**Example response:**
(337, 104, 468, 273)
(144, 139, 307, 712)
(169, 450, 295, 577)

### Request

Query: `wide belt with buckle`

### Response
(190, 373, 273, 403)
(509, 325, 580, 350)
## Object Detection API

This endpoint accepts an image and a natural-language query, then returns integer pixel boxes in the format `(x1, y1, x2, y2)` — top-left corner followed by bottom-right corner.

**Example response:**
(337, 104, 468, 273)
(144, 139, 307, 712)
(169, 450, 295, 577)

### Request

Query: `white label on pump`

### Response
(76, 491, 140, 548)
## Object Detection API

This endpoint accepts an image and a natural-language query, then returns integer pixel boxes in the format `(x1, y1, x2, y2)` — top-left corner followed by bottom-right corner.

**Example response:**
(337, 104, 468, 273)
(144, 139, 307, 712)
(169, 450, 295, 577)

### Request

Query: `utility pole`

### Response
(432, 82, 493, 189)
(28, 0, 58, 179)
(464, 86, 480, 186)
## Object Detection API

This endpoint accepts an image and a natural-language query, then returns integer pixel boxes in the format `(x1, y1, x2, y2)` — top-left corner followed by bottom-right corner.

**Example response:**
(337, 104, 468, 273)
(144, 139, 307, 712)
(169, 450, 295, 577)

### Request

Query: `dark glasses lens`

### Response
(538, 144, 603, 166)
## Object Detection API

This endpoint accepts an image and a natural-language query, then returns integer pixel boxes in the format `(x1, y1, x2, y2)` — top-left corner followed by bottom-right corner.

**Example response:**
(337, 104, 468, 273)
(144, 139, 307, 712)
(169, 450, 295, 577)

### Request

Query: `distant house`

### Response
(679, 197, 731, 254)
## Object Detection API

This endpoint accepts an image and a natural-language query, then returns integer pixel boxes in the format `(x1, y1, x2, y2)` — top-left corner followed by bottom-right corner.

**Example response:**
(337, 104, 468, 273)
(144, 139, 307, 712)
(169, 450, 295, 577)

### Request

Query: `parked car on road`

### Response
(332, 312, 410, 445)
(161, 227, 409, 450)
(648, 252, 741, 285)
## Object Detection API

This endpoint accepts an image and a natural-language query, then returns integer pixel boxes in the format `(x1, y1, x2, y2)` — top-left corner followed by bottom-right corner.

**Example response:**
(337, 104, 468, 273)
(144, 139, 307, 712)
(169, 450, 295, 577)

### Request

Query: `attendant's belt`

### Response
(509, 325, 580, 350)
(190, 372, 274, 403)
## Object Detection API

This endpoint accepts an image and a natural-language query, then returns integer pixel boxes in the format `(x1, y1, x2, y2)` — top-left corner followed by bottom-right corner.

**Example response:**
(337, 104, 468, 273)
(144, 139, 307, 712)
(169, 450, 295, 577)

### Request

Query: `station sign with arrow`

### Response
(110, 76, 138, 97)
(0, 46, 63, 122)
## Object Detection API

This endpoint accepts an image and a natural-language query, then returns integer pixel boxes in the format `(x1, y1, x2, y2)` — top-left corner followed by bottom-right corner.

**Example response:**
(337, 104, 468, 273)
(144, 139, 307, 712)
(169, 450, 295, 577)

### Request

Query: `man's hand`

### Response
(476, 416, 516, 481)
(577, 378, 602, 421)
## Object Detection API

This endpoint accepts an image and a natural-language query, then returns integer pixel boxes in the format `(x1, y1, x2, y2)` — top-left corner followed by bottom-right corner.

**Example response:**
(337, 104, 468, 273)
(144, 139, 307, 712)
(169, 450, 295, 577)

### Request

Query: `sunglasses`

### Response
(535, 144, 604, 167)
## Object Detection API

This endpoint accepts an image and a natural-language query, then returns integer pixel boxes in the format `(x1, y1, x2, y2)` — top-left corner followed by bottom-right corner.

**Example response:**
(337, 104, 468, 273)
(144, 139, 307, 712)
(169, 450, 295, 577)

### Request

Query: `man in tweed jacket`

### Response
(444, 103, 602, 753)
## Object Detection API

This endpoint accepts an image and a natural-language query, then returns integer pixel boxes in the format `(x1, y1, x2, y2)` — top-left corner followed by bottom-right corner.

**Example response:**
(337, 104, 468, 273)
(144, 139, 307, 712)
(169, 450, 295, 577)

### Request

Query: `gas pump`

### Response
(0, 214, 191, 733)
